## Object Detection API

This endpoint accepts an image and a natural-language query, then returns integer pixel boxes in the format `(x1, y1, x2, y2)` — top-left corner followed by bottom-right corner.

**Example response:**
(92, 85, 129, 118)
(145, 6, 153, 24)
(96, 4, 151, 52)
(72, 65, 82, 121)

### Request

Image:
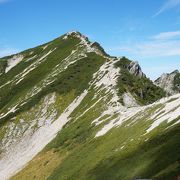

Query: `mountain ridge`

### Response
(0, 31, 179, 180)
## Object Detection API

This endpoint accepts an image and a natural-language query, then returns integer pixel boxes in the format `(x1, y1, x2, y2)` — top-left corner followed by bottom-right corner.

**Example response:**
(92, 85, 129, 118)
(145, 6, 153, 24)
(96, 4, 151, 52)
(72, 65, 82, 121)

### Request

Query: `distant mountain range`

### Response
(0, 31, 179, 180)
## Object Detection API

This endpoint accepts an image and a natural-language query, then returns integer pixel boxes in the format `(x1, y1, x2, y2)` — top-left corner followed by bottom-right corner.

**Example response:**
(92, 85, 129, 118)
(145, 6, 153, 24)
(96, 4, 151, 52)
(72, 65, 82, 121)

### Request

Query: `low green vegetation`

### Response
(0, 36, 105, 127)
(45, 104, 180, 180)
(0, 36, 80, 110)
(0, 59, 7, 75)
(1, 33, 179, 180)
(12, 92, 180, 180)
(115, 57, 166, 105)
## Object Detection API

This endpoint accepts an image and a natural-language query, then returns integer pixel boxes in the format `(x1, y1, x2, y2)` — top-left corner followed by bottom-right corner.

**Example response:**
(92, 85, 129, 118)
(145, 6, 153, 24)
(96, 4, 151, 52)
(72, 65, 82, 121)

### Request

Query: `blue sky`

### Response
(0, 0, 180, 79)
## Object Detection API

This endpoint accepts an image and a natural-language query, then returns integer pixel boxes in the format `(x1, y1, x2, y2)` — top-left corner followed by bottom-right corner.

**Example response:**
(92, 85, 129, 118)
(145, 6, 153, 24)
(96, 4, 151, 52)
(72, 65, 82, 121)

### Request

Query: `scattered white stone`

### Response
(15, 48, 56, 85)
(95, 107, 143, 137)
(123, 93, 139, 108)
(42, 45, 49, 50)
(0, 105, 17, 119)
(5, 55, 24, 73)
(24, 55, 37, 62)
(146, 94, 180, 133)
(96, 93, 180, 137)
(120, 145, 125, 150)
(0, 90, 87, 179)
(0, 80, 12, 89)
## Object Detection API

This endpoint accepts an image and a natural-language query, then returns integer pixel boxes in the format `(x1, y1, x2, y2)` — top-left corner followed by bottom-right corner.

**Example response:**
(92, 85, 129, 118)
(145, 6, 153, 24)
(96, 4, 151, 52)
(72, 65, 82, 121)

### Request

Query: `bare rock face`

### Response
(128, 61, 145, 78)
(155, 70, 180, 95)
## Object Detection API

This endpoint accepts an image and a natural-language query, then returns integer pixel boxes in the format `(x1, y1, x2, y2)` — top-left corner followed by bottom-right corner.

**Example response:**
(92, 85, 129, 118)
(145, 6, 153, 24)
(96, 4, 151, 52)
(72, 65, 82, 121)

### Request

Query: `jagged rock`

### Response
(128, 61, 145, 77)
(155, 70, 180, 95)
(90, 42, 110, 57)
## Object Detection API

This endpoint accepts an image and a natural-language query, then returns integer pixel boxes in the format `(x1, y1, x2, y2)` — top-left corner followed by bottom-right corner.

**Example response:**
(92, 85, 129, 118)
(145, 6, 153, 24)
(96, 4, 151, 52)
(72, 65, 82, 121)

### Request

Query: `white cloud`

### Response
(143, 64, 180, 80)
(151, 30, 180, 40)
(0, 48, 19, 58)
(108, 31, 180, 57)
(154, 0, 180, 17)
(133, 40, 180, 57)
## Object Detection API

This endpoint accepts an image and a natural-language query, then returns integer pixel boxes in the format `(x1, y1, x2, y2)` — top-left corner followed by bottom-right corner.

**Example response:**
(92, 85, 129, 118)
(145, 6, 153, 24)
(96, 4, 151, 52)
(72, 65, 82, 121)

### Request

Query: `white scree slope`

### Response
(5, 55, 24, 73)
(0, 90, 87, 180)
(95, 93, 180, 137)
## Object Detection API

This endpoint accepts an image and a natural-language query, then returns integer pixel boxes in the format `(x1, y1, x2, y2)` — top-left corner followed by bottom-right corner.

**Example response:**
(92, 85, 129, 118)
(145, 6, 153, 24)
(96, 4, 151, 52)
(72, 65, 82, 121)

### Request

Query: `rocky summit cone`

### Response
(0, 32, 179, 180)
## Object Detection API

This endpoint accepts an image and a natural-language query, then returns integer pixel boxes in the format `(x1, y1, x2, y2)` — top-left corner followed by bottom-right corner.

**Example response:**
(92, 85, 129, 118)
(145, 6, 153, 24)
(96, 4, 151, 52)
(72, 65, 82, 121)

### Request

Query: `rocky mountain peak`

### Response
(128, 61, 145, 78)
(63, 31, 109, 57)
(155, 70, 180, 95)
(170, 69, 179, 74)
(0, 32, 179, 180)
(63, 31, 89, 42)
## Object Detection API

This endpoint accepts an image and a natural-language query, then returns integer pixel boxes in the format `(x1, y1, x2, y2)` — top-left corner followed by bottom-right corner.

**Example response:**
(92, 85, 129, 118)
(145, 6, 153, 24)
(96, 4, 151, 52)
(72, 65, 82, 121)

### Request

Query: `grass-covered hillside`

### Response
(0, 31, 179, 180)
(12, 92, 180, 180)
(115, 57, 166, 105)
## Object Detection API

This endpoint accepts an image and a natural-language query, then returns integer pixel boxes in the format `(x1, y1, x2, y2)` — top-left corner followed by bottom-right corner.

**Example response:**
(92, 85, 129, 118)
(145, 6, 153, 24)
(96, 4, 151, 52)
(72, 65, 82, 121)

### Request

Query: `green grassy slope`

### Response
(0, 35, 79, 115)
(45, 97, 180, 180)
(0, 32, 178, 180)
(12, 94, 180, 180)
(0, 33, 107, 128)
